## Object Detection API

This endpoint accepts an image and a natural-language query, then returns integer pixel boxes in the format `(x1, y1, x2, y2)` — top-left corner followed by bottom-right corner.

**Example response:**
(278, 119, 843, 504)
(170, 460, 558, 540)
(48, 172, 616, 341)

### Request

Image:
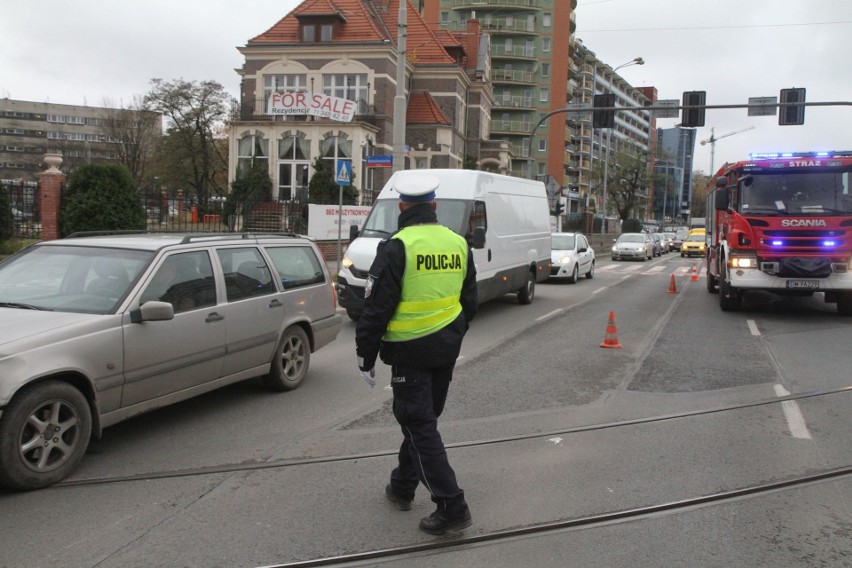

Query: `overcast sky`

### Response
(2, 0, 850, 174)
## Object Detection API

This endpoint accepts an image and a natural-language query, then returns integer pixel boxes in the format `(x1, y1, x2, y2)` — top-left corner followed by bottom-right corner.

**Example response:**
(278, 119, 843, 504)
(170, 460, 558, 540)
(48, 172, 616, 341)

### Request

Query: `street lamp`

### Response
(600, 57, 644, 237)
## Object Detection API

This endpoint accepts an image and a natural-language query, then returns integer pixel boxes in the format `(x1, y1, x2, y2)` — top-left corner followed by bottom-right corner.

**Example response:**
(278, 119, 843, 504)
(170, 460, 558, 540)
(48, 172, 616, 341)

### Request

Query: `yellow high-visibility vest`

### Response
(384, 224, 467, 341)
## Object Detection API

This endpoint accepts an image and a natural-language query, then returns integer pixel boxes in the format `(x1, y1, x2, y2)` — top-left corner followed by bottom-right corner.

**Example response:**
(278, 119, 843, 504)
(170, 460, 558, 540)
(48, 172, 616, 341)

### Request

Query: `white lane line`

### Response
(536, 308, 563, 322)
(747, 320, 761, 336)
(773, 384, 813, 440)
(645, 266, 666, 273)
(620, 265, 642, 272)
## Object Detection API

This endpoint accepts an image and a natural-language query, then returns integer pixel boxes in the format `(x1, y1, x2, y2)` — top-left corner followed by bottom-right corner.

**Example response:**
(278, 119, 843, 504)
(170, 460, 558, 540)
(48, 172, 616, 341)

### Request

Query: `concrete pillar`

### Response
(37, 154, 66, 241)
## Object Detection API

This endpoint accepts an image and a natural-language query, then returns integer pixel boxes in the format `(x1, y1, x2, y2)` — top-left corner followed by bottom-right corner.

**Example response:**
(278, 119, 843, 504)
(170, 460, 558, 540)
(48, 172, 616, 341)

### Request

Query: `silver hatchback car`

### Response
(0, 233, 343, 489)
(611, 232, 654, 261)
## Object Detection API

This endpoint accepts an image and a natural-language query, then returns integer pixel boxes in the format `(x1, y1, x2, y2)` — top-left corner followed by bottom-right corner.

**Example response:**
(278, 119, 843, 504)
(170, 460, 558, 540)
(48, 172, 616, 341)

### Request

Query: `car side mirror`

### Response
(130, 301, 175, 323)
(349, 224, 360, 241)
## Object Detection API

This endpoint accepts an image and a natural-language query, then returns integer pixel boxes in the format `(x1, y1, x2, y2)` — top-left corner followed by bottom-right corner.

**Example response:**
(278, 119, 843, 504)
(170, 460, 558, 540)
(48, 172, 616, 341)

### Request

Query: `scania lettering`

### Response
(704, 150, 852, 314)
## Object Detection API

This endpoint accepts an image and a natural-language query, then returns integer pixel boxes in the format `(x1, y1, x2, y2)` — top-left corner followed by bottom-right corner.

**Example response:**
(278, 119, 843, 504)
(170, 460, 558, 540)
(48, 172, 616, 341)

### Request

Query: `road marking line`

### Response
(773, 384, 813, 440)
(747, 320, 760, 336)
(646, 266, 666, 273)
(536, 309, 563, 322)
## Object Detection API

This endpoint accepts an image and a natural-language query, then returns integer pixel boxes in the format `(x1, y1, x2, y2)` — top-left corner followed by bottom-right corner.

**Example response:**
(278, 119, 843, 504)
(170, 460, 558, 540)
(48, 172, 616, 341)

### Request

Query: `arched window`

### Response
(237, 132, 268, 179)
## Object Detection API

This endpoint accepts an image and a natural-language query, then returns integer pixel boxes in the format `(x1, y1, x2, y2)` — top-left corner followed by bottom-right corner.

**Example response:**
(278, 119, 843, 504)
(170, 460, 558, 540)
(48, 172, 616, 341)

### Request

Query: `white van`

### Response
(337, 169, 551, 320)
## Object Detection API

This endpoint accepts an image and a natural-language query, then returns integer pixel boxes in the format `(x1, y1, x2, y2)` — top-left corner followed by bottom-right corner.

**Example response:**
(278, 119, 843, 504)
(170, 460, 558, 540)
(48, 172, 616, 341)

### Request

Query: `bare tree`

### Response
(144, 79, 232, 205)
(592, 149, 652, 222)
(100, 95, 162, 188)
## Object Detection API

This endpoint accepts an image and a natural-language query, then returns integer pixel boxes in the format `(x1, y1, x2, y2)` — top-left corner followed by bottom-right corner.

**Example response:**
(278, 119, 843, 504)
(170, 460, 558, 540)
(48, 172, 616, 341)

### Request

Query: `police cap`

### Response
(392, 171, 440, 203)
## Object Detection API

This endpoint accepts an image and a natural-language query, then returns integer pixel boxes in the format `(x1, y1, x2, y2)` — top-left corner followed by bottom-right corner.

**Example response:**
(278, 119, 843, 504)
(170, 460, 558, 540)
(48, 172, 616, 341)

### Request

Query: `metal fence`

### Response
(1, 183, 313, 241)
(1, 179, 41, 240)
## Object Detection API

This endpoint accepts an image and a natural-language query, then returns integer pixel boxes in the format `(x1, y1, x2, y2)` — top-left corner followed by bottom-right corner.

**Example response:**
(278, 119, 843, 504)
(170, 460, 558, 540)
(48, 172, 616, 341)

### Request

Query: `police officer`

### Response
(356, 171, 477, 535)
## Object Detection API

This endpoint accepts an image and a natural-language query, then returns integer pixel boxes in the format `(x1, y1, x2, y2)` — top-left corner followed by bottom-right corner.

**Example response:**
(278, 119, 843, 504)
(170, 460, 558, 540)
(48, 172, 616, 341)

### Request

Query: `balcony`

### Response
(493, 95, 534, 109)
(492, 44, 537, 60)
(448, 0, 541, 11)
(490, 119, 533, 135)
(480, 19, 538, 35)
(491, 68, 535, 84)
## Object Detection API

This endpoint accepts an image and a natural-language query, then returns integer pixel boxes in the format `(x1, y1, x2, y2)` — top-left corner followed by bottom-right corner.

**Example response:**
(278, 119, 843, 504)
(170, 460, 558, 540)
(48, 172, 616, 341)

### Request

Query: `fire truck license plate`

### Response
(786, 280, 819, 289)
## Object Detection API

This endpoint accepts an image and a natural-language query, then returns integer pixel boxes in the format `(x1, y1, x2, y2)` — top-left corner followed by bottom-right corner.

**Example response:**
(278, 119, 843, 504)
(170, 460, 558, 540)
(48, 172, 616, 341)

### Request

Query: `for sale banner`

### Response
(268, 91, 355, 122)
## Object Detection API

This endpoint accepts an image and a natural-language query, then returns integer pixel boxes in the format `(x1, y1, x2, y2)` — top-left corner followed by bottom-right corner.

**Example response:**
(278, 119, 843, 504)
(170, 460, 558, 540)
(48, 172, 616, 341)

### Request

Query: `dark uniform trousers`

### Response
(389, 362, 467, 516)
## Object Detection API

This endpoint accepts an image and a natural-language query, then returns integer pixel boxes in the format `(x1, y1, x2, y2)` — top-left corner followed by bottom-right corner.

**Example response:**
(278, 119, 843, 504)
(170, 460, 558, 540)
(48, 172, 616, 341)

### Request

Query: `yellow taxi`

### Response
(680, 229, 706, 258)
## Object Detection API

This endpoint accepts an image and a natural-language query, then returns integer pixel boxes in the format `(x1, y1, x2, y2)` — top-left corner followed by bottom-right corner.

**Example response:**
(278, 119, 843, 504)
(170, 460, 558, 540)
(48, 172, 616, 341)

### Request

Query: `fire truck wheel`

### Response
(706, 270, 718, 293)
(719, 264, 741, 311)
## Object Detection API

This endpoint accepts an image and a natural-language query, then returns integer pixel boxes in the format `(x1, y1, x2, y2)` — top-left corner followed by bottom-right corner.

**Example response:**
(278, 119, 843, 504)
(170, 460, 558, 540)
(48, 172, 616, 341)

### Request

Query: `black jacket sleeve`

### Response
(355, 238, 405, 371)
(460, 247, 478, 326)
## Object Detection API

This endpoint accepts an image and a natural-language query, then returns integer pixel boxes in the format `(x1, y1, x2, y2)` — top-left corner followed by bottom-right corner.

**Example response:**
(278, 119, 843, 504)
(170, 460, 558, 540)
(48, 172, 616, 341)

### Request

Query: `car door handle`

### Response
(205, 312, 224, 322)
(268, 299, 283, 308)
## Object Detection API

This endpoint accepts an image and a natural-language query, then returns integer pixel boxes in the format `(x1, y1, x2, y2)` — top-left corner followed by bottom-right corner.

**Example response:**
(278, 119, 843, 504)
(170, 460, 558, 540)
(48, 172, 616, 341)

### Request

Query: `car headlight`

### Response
(558, 255, 574, 264)
(341, 256, 353, 269)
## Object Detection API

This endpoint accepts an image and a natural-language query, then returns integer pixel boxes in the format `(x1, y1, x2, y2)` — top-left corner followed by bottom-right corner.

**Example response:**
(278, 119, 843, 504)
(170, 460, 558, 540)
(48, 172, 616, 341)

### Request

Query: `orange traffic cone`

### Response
(666, 274, 678, 294)
(600, 311, 623, 349)
(690, 263, 699, 282)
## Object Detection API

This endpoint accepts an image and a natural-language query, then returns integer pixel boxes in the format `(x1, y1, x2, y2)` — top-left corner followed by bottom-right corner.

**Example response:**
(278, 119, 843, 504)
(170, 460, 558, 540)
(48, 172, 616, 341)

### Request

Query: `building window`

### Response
(302, 25, 315, 42)
(237, 132, 269, 179)
(415, 157, 429, 169)
(540, 88, 549, 103)
(323, 74, 368, 112)
(277, 134, 311, 202)
(543, 14, 552, 28)
(264, 74, 307, 113)
(542, 38, 551, 52)
(321, 24, 333, 41)
(67, 116, 86, 125)
(47, 115, 65, 123)
(320, 135, 353, 182)
(539, 139, 547, 152)
(541, 63, 550, 78)
(440, 12, 449, 25)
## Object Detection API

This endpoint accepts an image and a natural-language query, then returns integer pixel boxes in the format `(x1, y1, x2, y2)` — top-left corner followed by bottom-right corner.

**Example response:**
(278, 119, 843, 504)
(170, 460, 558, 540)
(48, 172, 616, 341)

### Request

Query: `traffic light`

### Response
(593, 94, 616, 129)
(779, 88, 806, 125)
(556, 200, 565, 216)
(681, 91, 706, 127)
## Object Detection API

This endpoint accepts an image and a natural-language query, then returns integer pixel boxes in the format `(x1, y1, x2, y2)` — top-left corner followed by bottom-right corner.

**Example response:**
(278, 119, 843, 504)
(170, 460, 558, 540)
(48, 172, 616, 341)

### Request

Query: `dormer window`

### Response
(302, 22, 334, 42)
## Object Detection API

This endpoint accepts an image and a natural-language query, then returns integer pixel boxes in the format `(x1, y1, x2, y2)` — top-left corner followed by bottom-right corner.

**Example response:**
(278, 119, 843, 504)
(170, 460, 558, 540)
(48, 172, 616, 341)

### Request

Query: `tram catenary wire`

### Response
(255, 466, 852, 568)
(56, 384, 851, 488)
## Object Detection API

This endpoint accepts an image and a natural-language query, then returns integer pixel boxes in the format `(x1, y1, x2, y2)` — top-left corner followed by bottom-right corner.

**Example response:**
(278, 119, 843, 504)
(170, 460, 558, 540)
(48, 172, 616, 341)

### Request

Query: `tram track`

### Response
(255, 465, 852, 567)
(56, 384, 851, 489)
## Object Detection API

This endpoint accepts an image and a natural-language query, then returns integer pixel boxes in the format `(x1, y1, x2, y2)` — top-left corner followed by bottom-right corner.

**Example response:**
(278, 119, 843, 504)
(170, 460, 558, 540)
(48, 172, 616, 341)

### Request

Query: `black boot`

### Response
(385, 484, 413, 511)
(419, 507, 472, 535)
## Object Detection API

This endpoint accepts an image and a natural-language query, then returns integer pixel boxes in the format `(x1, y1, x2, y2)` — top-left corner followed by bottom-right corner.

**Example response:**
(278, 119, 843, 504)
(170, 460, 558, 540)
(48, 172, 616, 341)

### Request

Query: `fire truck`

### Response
(705, 151, 852, 314)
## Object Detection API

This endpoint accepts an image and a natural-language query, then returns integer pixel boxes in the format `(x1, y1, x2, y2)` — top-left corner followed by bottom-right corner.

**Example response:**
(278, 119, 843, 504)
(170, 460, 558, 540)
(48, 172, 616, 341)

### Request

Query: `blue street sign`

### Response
(336, 160, 352, 186)
(365, 155, 393, 167)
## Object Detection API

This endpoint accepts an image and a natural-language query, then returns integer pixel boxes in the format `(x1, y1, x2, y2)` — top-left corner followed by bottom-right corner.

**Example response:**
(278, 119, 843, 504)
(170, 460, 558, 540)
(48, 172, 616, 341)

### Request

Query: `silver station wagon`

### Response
(0, 233, 343, 490)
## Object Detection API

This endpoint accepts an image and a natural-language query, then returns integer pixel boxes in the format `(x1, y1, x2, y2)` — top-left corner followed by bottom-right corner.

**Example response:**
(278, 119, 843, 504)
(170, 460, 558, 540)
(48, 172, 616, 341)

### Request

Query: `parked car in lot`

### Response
(0, 232, 343, 490)
(549, 232, 595, 283)
(611, 232, 653, 261)
(681, 231, 707, 257)
(662, 232, 677, 252)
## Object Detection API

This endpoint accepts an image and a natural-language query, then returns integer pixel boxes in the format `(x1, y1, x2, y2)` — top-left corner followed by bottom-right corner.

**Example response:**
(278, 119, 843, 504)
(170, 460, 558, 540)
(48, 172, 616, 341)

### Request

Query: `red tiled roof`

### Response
(248, 0, 458, 65)
(407, 92, 450, 125)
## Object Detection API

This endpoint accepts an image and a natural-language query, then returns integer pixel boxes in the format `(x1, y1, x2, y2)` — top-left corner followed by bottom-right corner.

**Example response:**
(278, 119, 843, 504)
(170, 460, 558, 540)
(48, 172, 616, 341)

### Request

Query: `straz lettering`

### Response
(416, 253, 462, 271)
(781, 219, 827, 227)
(787, 160, 821, 167)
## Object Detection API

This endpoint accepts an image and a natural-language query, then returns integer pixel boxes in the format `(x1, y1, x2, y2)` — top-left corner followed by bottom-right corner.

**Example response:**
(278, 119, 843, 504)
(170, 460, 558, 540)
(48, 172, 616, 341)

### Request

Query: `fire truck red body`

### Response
(705, 151, 852, 314)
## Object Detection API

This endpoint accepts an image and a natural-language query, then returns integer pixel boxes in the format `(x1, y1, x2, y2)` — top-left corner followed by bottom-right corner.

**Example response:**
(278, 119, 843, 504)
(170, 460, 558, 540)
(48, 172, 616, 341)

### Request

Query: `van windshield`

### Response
(359, 199, 470, 238)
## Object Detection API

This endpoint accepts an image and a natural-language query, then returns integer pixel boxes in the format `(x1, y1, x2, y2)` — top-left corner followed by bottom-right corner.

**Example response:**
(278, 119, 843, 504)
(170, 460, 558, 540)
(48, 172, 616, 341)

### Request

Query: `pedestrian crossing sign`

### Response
(336, 160, 352, 186)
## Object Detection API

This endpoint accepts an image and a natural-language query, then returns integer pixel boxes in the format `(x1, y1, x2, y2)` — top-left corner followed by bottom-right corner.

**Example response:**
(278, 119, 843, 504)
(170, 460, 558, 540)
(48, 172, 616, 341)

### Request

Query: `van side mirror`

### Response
(714, 186, 729, 211)
(349, 224, 359, 241)
(469, 227, 486, 249)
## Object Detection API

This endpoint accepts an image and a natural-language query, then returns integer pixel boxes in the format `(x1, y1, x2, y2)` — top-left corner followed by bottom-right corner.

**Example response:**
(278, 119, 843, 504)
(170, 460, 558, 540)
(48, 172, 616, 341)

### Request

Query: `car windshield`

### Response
(0, 245, 153, 314)
(359, 199, 470, 237)
(740, 171, 852, 215)
(686, 235, 704, 242)
(551, 235, 576, 250)
(617, 234, 644, 244)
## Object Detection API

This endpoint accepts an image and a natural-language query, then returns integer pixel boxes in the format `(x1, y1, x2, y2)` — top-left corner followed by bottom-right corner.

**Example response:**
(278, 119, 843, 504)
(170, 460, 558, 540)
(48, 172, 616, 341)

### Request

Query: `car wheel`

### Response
(586, 261, 595, 279)
(0, 381, 92, 490)
(517, 270, 535, 304)
(567, 264, 578, 284)
(263, 326, 311, 391)
(837, 294, 852, 316)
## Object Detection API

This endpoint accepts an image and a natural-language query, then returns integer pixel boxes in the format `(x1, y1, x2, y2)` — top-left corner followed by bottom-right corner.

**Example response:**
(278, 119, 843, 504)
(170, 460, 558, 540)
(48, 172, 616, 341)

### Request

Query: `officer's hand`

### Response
(358, 367, 376, 388)
(357, 356, 376, 388)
